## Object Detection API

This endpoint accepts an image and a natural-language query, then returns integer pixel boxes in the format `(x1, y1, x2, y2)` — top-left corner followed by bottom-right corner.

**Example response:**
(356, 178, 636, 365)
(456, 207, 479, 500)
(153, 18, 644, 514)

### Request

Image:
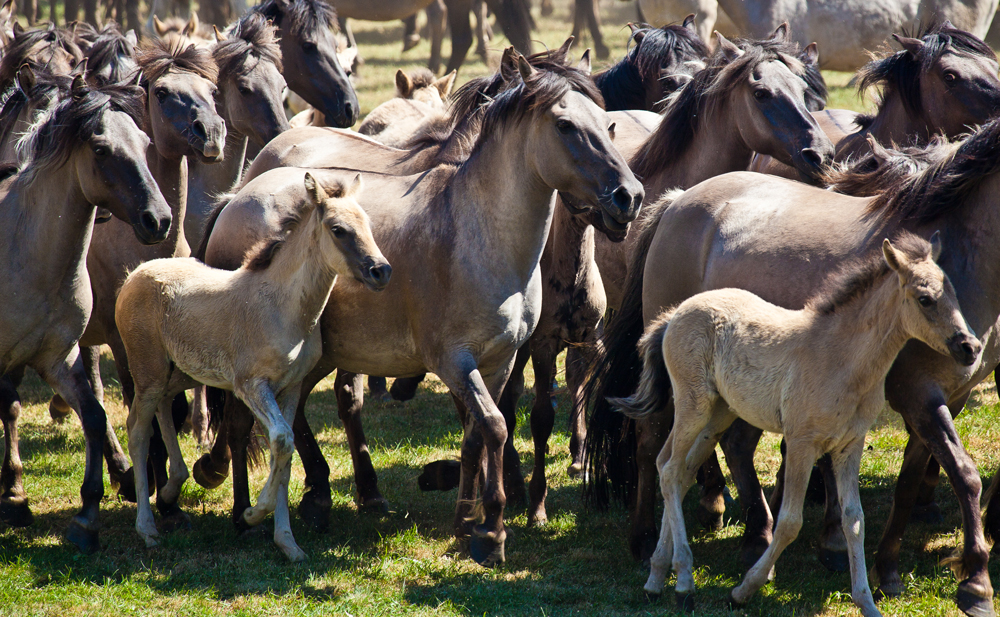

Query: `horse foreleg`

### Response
(631, 408, 671, 561)
(0, 370, 32, 528)
(718, 420, 771, 568)
(444, 0, 474, 75)
(334, 369, 386, 514)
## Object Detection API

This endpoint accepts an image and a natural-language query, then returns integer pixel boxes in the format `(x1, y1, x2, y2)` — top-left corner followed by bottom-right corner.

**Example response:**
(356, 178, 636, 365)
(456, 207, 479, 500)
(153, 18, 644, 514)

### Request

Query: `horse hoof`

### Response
(912, 502, 944, 525)
(819, 547, 850, 573)
(675, 592, 695, 612)
(469, 527, 505, 567)
(695, 503, 724, 532)
(418, 460, 461, 491)
(358, 496, 390, 516)
(957, 586, 997, 617)
(65, 519, 100, 554)
(727, 590, 747, 610)
(192, 454, 228, 490)
(298, 490, 331, 532)
(0, 498, 34, 527)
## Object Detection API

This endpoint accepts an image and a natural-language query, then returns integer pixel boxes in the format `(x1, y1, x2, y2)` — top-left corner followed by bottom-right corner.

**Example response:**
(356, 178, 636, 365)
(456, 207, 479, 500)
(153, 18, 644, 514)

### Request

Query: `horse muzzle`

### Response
(947, 333, 982, 367)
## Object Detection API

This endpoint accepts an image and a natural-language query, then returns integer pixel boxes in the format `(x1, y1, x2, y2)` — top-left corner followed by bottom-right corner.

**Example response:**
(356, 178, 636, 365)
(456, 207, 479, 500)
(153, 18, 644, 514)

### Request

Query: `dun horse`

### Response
(612, 231, 979, 617)
(116, 172, 390, 561)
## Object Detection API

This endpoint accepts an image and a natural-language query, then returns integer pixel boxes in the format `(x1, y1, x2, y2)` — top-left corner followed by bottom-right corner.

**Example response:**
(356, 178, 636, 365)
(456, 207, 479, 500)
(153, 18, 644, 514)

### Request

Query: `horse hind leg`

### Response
(0, 370, 33, 528)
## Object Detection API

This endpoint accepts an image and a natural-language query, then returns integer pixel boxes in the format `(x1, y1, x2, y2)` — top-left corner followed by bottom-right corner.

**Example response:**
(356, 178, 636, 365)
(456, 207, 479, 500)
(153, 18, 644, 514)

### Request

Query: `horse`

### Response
(612, 231, 979, 617)
(0, 77, 171, 554)
(116, 172, 389, 561)
(753, 22, 1000, 182)
(637, 0, 998, 71)
(353, 69, 457, 148)
(198, 52, 643, 566)
(251, 0, 358, 128)
(588, 117, 1000, 616)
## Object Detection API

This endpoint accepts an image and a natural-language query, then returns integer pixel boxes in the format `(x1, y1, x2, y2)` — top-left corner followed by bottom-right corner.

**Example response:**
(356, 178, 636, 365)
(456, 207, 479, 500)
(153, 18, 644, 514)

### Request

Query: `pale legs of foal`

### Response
(236, 379, 305, 562)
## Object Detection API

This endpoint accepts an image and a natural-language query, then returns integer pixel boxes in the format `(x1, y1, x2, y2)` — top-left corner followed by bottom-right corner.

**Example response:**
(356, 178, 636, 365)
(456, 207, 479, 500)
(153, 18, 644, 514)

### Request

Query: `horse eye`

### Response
(556, 119, 575, 134)
(918, 295, 935, 307)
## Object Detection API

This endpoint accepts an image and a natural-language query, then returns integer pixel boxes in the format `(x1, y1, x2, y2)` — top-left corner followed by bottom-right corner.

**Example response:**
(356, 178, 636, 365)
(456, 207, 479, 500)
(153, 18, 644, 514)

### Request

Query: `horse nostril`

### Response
(192, 120, 207, 142)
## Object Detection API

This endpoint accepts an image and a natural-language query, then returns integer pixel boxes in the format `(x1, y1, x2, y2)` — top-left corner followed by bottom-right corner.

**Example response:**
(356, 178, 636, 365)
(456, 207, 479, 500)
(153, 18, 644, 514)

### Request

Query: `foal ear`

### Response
(769, 22, 789, 42)
(682, 14, 697, 33)
(715, 32, 743, 62)
(882, 238, 907, 275)
(577, 49, 592, 75)
(930, 230, 943, 261)
(801, 42, 819, 67)
(395, 69, 413, 98)
(303, 172, 328, 206)
(434, 70, 457, 98)
(516, 54, 536, 81)
(893, 33, 925, 57)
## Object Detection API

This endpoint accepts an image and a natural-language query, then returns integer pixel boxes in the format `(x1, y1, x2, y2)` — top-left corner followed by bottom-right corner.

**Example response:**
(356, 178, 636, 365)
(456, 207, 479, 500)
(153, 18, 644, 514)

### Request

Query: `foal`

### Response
(116, 173, 391, 561)
(612, 232, 980, 617)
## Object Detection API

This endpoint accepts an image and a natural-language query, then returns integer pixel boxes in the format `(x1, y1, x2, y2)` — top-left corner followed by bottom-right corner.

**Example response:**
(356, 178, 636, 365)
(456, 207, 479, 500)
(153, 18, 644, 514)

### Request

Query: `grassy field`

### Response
(3, 1, 999, 616)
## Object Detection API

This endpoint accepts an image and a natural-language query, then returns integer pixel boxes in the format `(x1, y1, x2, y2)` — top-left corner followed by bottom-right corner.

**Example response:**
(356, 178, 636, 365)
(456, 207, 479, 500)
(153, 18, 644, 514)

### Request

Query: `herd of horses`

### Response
(4, 0, 1000, 615)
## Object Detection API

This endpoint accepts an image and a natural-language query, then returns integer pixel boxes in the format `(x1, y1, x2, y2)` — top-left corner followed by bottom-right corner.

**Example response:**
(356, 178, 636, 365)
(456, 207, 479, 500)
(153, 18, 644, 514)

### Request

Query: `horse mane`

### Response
(820, 135, 957, 197)
(629, 36, 805, 179)
(0, 67, 72, 147)
(214, 12, 283, 77)
(86, 23, 138, 85)
(857, 21, 996, 120)
(242, 207, 306, 271)
(252, 0, 338, 37)
(137, 36, 218, 85)
(405, 48, 603, 166)
(14, 80, 145, 185)
(592, 22, 709, 111)
(808, 231, 932, 315)
(865, 119, 1000, 223)
(0, 25, 83, 89)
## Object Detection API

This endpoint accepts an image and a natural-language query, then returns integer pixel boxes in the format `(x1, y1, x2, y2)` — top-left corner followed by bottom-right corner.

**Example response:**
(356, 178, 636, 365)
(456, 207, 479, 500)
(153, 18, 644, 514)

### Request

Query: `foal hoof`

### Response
(819, 547, 850, 573)
(675, 592, 695, 612)
(695, 503, 724, 532)
(418, 460, 461, 491)
(65, 519, 100, 554)
(912, 502, 944, 525)
(469, 526, 506, 568)
(192, 454, 229, 490)
(298, 489, 331, 532)
(0, 498, 34, 527)
(957, 584, 998, 617)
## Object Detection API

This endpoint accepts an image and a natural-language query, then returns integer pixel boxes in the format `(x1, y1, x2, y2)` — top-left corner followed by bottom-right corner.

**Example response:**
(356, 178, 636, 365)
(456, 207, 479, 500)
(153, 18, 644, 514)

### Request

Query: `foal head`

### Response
(883, 232, 980, 366)
(213, 13, 289, 148)
(303, 172, 391, 292)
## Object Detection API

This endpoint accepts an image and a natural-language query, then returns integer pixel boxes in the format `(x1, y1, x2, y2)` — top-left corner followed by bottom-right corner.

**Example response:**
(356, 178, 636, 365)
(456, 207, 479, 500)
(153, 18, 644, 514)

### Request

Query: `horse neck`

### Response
(146, 146, 190, 257)
(254, 206, 338, 335)
(643, 103, 755, 195)
(188, 130, 248, 205)
(811, 273, 912, 396)
(452, 125, 558, 288)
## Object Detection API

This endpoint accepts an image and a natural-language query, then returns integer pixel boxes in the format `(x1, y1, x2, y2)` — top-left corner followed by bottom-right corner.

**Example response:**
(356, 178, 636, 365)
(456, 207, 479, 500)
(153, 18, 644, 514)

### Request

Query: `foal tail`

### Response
(608, 309, 674, 420)
(583, 188, 683, 510)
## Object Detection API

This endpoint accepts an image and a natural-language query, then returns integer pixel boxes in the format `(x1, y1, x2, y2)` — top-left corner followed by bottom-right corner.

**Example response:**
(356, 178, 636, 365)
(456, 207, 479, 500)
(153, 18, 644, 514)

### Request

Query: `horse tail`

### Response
(494, 0, 534, 55)
(583, 188, 683, 510)
(192, 191, 236, 262)
(607, 308, 675, 420)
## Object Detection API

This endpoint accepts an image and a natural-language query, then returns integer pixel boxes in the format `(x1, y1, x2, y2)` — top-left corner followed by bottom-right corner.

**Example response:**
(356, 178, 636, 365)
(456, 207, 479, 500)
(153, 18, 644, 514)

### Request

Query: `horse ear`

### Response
(153, 15, 169, 37)
(516, 54, 536, 81)
(882, 238, 907, 275)
(715, 32, 743, 62)
(801, 42, 819, 66)
(770, 22, 788, 42)
(71, 74, 89, 101)
(434, 70, 457, 97)
(577, 49, 592, 75)
(184, 11, 200, 36)
(556, 36, 575, 58)
(628, 23, 646, 45)
(892, 33, 925, 57)
(213, 25, 226, 42)
(930, 230, 942, 261)
(303, 172, 327, 206)
(395, 69, 413, 98)
(125, 28, 138, 47)
(15, 63, 34, 94)
(345, 173, 363, 198)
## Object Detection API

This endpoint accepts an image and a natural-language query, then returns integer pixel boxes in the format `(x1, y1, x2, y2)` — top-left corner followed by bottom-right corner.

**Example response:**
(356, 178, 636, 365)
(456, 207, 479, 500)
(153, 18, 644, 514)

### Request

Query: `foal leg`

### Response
(0, 371, 32, 527)
(831, 438, 880, 617)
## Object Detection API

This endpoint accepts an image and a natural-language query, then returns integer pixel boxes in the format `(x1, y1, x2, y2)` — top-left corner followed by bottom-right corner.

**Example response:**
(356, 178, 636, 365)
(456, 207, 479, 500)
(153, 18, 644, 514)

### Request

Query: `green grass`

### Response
(0, 1, 990, 615)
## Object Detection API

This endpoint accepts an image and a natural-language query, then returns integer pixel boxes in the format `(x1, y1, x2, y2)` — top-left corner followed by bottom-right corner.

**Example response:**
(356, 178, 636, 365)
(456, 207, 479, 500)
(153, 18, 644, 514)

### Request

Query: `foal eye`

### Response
(918, 295, 935, 307)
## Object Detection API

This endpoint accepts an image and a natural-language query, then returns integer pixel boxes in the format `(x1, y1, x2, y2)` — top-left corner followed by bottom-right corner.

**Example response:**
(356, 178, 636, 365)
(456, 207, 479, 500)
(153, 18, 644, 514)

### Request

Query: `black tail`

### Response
(583, 190, 680, 509)
(492, 0, 534, 55)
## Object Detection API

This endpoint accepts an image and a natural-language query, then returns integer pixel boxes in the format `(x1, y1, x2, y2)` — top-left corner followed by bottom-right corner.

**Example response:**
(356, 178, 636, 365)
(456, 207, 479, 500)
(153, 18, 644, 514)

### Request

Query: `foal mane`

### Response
(865, 119, 1000, 223)
(808, 231, 932, 315)
(629, 37, 805, 180)
(253, 0, 338, 38)
(214, 13, 283, 77)
(86, 24, 138, 85)
(592, 22, 709, 111)
(14, 80, 145, 185)
(856, 22, 996, 123)
(0, 25, 83, 89)
(137, 37, 218, 85)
